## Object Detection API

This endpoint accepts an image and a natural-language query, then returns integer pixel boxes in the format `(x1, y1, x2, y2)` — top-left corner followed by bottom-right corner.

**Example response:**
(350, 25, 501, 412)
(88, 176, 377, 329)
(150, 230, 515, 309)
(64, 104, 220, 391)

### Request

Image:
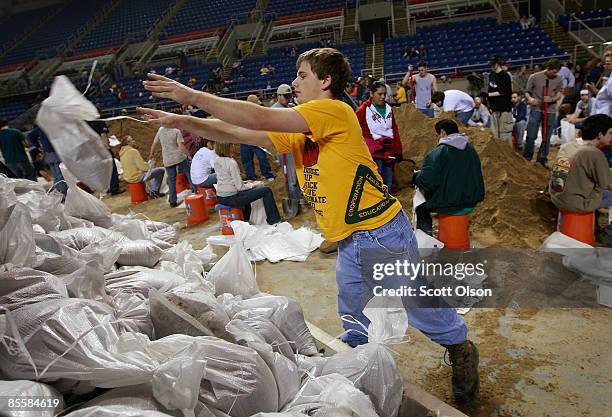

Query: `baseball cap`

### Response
(246, 94, 262, 105)
(580, 89, 589, 95)
(277, 84, 292, 95)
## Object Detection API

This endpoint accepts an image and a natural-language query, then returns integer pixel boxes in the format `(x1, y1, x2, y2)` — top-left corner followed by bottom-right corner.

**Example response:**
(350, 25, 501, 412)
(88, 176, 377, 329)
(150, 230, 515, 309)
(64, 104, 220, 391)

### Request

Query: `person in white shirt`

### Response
(559, 63, 576, 89)
(149, 125, 195, 207)
(190, 140, 218, 188)
(214, 142, 281, 225)
(431, 90, 475, 125)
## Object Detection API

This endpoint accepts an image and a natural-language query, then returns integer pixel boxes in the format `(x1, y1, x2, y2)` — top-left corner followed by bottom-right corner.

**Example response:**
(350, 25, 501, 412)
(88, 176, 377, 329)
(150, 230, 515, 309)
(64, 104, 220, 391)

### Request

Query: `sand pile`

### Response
(393, 105, 557, 248)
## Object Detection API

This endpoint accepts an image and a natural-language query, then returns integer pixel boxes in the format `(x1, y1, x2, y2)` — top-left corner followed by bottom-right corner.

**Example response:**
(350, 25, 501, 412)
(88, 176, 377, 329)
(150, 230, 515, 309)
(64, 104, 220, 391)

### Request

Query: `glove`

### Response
(393, 153, 404, 163)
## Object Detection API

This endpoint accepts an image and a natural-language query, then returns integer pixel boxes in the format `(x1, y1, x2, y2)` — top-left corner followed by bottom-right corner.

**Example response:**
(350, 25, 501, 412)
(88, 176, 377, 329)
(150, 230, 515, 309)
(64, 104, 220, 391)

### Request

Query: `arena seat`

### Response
(266, 0, 346, 18)
(384, 18, 569, 78)
(0, 0, 108, 67)
(71, 0, 173, 55)
(559, 9, 612, 31)
(162, 0, 256, 40)
(0, 6, 55, 54)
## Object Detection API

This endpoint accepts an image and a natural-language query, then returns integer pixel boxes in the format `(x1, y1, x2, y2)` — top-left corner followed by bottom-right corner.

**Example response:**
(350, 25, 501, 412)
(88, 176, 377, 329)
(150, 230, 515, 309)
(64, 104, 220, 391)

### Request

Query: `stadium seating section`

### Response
(0, 0, 581, 121)
(559, 9, 612, 31)
(385, 18, 569, 77)
(161, 0, 256, 43)
(0, 0, 109, 67)
(71, 0, 173, 55)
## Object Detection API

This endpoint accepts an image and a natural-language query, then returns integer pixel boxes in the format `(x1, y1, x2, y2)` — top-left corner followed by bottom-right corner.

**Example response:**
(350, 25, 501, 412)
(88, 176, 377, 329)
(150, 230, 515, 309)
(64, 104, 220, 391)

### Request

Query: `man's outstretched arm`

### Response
(137, 108, 275, 149)
(142, 74, 309, 133)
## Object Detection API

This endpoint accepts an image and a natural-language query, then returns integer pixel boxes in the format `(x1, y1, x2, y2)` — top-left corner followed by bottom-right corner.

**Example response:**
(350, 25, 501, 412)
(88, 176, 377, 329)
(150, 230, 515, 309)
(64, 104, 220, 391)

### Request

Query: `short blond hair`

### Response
(214, 142, 232, 157)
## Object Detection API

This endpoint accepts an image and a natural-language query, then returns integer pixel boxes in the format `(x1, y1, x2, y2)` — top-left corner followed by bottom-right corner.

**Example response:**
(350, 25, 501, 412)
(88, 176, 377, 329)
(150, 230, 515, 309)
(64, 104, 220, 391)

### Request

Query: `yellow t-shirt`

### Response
(268, 99, 402, 242)
(396, 85, 407, 103)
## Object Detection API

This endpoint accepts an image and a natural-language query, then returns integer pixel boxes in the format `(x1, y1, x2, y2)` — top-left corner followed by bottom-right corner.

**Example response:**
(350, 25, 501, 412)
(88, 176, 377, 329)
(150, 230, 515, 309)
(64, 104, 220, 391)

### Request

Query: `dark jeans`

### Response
(6, 161, 36, 181)
(165, 159, 196, 204)
(44, 151, 67, 194)
(415, 202, 433, 236)
(218, 185, 281, 225)
(456, 109, 474, 125)
(524, 110, 557, 164)
(240, 144, 274, 180)
(109, 149, 120, 193)
(418, 108, 434, 117)
(194, 173, 217, 189)
(375, 159, 394, 190)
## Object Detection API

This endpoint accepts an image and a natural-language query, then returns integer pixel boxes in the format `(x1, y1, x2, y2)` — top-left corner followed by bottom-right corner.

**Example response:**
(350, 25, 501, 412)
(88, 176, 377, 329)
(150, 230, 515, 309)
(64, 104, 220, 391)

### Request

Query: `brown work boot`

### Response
(442, 340, 480, 404)
(319, 239, 338, 254)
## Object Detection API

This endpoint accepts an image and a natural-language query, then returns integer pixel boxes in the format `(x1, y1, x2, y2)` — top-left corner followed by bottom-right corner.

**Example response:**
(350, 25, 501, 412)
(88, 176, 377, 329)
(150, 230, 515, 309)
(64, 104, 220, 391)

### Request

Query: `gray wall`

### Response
(358, 3, 392, 21)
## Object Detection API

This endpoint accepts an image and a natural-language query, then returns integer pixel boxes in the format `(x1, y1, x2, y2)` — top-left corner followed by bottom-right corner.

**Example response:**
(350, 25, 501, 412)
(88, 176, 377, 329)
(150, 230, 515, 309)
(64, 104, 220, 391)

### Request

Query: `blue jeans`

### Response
(44, 151, 66, 194)
(277, 153, 300, 201)
(375, 159, 394, 190)
(240, 145, 274, 180)
(456, 109, 474, 125)
(418, 108, 434, 117)
(194, 173, 217, 189)
(598, 190, 612, 236)
(524, 110, 557, 164)
(109, 149, 120, 193)
(165, 159, 196, 204)
(217, 185, 281, 225)
(6, 161, 36, 181)
(142, 167, 165, 193)
(513, 120, 527, 148)
(336, 210, 468, 347)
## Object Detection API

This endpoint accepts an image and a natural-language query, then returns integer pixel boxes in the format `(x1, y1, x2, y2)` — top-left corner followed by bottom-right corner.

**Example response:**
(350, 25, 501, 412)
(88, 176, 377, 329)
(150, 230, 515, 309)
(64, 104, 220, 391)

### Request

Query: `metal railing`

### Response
(566, 13, 607, 59)
(383, 52, 571, 83)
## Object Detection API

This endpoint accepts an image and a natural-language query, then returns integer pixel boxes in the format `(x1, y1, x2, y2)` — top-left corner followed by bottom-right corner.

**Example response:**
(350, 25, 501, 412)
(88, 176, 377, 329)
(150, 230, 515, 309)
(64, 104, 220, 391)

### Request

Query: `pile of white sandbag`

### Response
(0, 175, 406, 417)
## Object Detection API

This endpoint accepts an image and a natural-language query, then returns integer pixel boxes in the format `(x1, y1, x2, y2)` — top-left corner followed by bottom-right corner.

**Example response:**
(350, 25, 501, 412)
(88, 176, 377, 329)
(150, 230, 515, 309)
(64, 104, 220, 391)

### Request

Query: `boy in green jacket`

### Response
(414, 119, 485, 235)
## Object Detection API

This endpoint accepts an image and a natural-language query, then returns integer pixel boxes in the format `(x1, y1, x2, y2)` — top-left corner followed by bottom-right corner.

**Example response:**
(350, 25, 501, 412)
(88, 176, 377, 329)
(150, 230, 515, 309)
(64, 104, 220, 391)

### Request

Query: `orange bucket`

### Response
(127, 182, 148, 204)
(438, 214, 470, 249)
(185, 194, 208, 225)
(559, 210, 595, 246)
(217, 205, 244, 235)
(176, 173, 189, 193)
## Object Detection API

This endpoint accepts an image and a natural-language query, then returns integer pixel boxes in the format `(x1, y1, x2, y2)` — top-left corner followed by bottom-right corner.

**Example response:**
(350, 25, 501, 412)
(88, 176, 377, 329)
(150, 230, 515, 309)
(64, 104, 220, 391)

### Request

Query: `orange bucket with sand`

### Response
(127, 182, 148, 204)
(559, 210, 595, 246)
(185, 194, 208, 225)
(438, 214, 470, 249)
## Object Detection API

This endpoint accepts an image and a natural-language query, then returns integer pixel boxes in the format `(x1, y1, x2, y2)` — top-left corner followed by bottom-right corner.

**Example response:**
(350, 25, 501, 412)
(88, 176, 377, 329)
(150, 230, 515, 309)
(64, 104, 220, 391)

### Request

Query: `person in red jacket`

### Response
(356, 80, 403, 189)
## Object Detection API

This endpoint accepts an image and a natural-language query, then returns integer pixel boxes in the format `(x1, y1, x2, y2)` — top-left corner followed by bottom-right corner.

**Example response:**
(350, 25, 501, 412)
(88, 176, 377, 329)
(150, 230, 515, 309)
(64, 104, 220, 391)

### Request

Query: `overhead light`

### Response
(603, 41, 612, 45)
(588, 45, 594, 49)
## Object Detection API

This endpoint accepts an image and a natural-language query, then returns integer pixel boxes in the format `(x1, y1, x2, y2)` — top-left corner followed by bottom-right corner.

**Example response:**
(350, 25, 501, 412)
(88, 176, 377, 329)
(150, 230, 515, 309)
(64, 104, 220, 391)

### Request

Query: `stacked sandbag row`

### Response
(0, 176, 406, 417)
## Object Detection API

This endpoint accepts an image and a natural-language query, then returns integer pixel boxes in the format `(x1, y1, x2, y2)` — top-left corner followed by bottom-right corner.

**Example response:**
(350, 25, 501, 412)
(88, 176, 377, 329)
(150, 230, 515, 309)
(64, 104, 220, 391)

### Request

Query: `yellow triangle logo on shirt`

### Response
(345, 164, 396, 224)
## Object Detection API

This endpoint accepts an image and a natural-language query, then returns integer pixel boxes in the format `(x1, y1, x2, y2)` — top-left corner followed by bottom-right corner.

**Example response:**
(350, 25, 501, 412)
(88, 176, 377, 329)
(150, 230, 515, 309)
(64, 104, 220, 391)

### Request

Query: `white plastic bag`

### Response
(221, 294, 318, 356)
(112, 214, 150, 241)
(36, 76, 112, 191)
(110, 292, 154, 338)
(0, 202, 37, 267)
(16, 190, 66, 232)
(0, 264, 67, 311)
(64, 405, 174, 417)
(117, 240, 163, 267)
(63, 174, 113, 228)
(0, 380, 64, 417)
(283, 373, 379, 417)
(250, 198, 267, 225)
(207, 226, 258, 297)
(319, 302, 407, 417)
(149, 289, 217, 339)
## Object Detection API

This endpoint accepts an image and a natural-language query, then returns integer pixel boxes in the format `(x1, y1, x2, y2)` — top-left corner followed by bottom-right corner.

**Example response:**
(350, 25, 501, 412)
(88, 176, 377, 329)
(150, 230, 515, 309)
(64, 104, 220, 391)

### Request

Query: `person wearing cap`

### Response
(356, 80, 404, 189)
(239, 94, 275, 181)
(567, 90, 594, 130)
(138, 49, 481, 405)
(120, 135, 165, 198)
(271, 84, 300, 203)
(487, 56, 514, 145)
(431, 90, 475, 125)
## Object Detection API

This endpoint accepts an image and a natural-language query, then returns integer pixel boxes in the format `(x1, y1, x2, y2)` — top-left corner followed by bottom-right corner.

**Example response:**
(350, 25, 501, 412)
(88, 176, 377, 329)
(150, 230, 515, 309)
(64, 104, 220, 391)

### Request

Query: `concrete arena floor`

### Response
(104, 192, 612, 417)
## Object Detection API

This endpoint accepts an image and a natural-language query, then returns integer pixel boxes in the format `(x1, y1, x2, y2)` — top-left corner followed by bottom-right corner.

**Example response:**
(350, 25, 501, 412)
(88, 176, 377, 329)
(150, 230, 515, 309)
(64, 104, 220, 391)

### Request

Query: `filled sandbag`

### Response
(63, 405, 174, 417)
(0, 202, 37, 267)
(220, 294, 318, 356)
(110, 292, 154, 339)
(319, 305, 407, 417)
(283, 373, 379, 417)
(0, 264, 67, 311)
(16, 190, 67, 232)
(0, 380, 64, 417)
(116, 240, 163, 267)
(234, 310, 295, 362)
(50, 226, 124, 250)
(107, 268, 186, 297)
(149, 289, 216, 339)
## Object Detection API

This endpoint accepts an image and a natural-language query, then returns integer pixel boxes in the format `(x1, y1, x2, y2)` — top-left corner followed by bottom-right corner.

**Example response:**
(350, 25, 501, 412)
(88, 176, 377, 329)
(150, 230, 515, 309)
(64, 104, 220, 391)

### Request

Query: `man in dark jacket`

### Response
(413, 119, 485, 235)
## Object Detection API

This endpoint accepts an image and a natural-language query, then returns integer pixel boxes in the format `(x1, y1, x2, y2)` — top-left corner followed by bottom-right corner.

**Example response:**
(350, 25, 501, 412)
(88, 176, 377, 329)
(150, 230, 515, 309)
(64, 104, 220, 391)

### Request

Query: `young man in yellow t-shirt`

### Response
(138, 48, 480, 404)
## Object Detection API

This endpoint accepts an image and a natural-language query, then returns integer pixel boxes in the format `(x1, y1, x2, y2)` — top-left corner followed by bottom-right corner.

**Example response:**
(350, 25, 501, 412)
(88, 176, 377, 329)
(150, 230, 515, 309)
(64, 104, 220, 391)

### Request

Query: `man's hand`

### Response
(586, 83, 598, 95)
(543, 96, 556, 103)
(143, 73, 198, 105)
(137, 107, 184, 129)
